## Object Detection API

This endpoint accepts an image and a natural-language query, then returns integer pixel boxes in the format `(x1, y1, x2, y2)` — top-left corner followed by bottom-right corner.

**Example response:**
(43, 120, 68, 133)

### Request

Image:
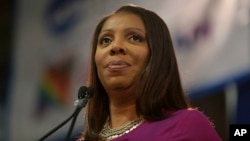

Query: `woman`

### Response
(78, 4, 221, 141)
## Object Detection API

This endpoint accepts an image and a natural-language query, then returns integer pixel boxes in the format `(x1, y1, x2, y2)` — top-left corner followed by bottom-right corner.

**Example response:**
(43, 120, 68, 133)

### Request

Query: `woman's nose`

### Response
(110, 39, 127, 55)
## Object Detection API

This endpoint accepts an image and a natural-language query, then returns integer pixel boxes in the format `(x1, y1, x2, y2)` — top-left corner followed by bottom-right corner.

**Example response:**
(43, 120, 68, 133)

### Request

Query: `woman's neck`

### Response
(109, 102, 138, 129)
(106, 86, 139, 128)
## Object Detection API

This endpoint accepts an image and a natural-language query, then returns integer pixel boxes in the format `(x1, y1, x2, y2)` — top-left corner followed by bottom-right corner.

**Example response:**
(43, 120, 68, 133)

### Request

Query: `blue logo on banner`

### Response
(174, 18, 211, 50)
(44, 0, 84, 35)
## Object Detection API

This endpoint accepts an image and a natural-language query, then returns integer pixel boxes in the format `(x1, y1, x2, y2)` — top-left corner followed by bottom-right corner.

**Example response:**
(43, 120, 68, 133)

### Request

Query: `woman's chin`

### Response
(106, 80, 132, 91)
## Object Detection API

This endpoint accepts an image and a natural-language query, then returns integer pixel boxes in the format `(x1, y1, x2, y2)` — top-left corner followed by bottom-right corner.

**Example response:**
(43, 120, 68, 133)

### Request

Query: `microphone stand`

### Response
(38, 86, 93, 141)
(65, 87, 93, 141)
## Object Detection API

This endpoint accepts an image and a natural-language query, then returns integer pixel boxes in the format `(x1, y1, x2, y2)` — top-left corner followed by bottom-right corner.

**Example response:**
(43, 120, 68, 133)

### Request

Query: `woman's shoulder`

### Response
(172, 108, 211, 119)
(166, 108, 215, 128)
(143, 108, 214, 132)
(164, 108, 209, 121)
(134, 108, 221, 141)
(166, 108, 221, 141)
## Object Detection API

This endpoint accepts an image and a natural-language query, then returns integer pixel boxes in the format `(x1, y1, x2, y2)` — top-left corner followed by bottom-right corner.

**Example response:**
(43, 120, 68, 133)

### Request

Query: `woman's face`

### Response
(95, 13, 149, 91)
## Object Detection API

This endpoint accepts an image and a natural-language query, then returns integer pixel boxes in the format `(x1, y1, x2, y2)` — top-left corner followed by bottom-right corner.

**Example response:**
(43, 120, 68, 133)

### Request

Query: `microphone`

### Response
(75, 86, 94, 108)
(38, 86, 94, 141)
(66, 86, 95, 140)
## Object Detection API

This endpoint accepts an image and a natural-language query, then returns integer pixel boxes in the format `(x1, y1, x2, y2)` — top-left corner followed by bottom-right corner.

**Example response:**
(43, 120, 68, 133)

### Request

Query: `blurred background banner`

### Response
(167, 0, 250, 96)
(8, 0, 90, 140)
(2, 0, 249, 140)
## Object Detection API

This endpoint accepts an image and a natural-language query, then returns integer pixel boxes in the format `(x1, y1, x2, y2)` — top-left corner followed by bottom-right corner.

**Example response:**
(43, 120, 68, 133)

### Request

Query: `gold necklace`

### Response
(99, 118, 144, 140)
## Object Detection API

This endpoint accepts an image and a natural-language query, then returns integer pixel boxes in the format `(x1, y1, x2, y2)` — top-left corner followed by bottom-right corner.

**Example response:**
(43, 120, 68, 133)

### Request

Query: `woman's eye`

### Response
(100, 37, 112, 45)
(129, 34, 143, 42)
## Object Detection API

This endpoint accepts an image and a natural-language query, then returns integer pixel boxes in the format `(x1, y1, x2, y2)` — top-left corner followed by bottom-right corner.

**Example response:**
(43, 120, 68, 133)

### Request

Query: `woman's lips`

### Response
(107, 60, 130, 70)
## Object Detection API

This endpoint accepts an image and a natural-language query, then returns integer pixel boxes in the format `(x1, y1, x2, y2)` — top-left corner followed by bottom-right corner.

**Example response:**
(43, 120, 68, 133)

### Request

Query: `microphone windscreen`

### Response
(86, 86, 95, 98)
(78, 86, 87, 99)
